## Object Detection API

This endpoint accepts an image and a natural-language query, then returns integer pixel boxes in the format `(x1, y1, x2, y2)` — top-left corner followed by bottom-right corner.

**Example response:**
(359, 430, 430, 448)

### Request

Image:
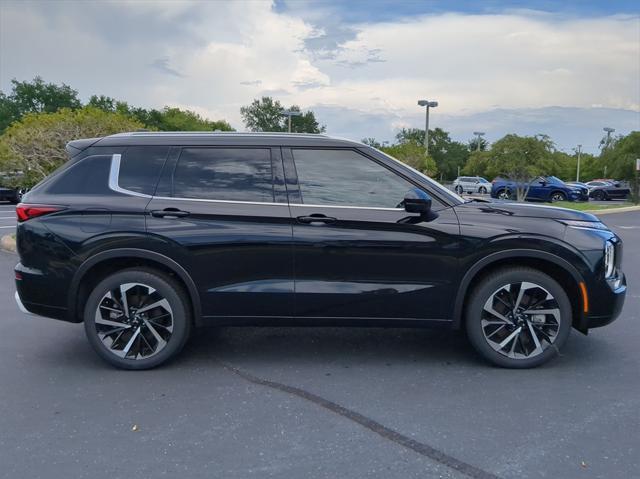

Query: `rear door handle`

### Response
(151, 208, 190, 219)
(297, 214, 337, 225)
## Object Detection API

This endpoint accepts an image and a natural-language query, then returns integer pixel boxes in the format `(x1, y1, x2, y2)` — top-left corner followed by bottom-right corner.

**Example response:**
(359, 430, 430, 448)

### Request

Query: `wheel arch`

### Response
(68, 248, 202, 325)
(452, 249, 587, 332)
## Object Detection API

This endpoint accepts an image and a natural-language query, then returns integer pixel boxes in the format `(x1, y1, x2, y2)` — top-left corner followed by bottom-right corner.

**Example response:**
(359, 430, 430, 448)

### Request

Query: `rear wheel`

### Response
(83, 268, 192, 370)
(592, 190, 605, 201)
(550, 191, 567, 202)
(455, 185, 464, 194)
(465, 267, 571, 368)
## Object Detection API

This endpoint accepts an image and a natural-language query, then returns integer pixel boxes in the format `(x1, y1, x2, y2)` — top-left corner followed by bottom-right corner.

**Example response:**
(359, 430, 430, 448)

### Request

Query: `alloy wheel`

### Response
(481, 281, 561, 359)
(551, 192, 565, 202)
(93, 282, 174, 360)
(497, 189, 511, 200)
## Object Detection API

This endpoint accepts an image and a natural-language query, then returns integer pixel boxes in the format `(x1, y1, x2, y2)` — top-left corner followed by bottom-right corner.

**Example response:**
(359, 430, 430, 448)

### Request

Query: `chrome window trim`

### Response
(152, 195, 287, 207)
(289, 203, 403, 212)
(109, 154, 153, 199)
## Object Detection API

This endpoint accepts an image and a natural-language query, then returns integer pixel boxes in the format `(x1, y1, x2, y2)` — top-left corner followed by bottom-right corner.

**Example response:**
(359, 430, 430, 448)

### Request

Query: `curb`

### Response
(0, 234, 16, 253)
(588, 205, 640, 216)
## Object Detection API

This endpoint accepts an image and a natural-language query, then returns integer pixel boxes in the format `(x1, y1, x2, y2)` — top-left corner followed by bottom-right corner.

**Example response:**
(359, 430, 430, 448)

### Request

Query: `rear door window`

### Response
(119, 146, 169, 195)
(171, 148, 274, 202)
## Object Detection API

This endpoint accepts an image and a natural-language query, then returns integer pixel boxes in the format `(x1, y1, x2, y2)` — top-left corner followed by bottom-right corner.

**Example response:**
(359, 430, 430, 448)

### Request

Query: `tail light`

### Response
(16, 204, 64, 222)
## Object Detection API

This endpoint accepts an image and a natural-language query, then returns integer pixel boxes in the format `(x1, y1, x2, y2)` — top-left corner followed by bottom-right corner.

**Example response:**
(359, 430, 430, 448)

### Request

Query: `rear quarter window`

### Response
(40, 155, 113, 195)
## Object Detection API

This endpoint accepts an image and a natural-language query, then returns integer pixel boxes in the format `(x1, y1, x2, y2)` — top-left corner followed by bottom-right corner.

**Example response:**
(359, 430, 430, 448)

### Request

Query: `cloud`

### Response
(150, 57, 185, 78)
(0, 1, 638, 149)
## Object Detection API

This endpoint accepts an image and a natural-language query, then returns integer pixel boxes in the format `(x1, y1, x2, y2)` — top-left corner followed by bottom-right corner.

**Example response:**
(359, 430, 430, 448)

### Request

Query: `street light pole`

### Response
(282, 110, 302, 133)
(418, 99, 438, 155)
(603, 127, 615, 150)
(602, 127, 615, 178)
(576, 144, 582, 182)
(473, 131, 485, 152)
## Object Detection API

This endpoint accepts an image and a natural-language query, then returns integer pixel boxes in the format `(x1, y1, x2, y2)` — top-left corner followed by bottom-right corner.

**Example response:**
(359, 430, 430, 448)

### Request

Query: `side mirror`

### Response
(403, 188, 432, 214)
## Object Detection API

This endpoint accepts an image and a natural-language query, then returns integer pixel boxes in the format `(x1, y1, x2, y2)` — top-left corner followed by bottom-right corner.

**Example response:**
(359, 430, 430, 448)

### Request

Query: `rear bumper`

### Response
(14, 291, 34, 316)
(15, 262, 73, 322)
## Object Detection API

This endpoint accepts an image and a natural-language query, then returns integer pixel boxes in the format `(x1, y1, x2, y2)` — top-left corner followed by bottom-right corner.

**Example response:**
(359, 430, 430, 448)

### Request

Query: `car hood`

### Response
(459, 200, 598, 221)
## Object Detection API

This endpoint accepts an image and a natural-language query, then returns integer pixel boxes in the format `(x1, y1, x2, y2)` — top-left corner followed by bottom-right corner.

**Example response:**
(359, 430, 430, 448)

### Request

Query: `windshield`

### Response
(546, 176, 564, 185)
(479, 178, 490, 183)
(377, 150, 465, 204)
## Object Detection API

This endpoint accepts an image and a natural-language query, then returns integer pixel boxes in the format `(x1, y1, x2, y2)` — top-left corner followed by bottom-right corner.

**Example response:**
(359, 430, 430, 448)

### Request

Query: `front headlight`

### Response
(604, 241, 615, 278)
(560, 219, 609, 231)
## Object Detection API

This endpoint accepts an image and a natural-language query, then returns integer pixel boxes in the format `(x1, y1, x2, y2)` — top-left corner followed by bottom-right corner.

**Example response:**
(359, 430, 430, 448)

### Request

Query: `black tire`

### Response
(465, 267, 572, 368)
(455, 185, 463, 194)
(550, 191, 566, 202)
(83, 268, 192, 370)
(591, 190, 605, 201)
(496, 189, 512, 200)
(478, 186, 487, 194)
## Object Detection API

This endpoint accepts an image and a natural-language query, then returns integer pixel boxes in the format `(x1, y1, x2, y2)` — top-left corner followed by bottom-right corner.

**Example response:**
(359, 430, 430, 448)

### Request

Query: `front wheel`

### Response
(465, 267, 571, 368)
(478, 186, 487, 194)
(496, 189, 512, 200)
(84, 268, 192, 370)
(550, 191, 567, 202)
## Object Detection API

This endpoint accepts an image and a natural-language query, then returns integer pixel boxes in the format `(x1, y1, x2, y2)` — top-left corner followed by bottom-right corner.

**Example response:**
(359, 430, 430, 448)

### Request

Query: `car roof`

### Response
(90, 131, 364, 148)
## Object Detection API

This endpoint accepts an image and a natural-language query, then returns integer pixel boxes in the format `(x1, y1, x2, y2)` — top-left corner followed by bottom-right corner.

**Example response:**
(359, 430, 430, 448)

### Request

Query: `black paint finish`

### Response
(14, 132, 625, 334)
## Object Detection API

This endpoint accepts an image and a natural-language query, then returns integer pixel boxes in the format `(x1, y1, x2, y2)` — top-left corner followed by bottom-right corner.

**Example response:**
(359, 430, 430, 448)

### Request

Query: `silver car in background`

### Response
(452, 176, 492, 195)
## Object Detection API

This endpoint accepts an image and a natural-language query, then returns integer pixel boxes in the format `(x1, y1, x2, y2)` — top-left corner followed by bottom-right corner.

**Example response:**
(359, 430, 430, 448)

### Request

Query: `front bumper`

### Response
(582, 273, 626, 330)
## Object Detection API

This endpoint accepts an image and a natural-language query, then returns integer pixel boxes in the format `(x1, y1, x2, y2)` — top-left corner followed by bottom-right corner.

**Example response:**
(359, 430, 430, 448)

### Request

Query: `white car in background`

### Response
(452, 176, 492, 195)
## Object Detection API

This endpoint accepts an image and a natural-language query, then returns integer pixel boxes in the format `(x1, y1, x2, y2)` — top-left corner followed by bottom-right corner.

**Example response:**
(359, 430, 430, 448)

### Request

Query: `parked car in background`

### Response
(452, 176, 492, 195)
(586, 181, 631, 201)
(0, 171, 26, 204)
(491, 176, 585, 202)
(0, 185, 23, 204)
(564, 182, 590, 201)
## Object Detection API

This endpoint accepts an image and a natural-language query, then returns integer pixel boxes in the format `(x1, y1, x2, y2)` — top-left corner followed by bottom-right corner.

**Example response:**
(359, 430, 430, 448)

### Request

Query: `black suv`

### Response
(14, 132, 626, 369)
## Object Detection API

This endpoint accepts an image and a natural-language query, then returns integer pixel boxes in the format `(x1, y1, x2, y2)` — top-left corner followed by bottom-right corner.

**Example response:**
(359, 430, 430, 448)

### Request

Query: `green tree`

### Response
(0, 107, 143, 185)
(240, 97, 324, 133)
(137, 107, 233, 132)
(461, 150, 490, 177)
(0, 77, 82, 132)
(468, 137, 488, 152)
(600, 131, 640, 180)
(361, 137, 381, 148)
(395, 127, 468, 180)
(483, 134, 553, 201)
(381, 142, 438, 177)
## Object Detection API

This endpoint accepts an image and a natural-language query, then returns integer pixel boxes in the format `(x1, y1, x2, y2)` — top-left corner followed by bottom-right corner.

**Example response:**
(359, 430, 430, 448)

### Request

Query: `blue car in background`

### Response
(491, 176, 586, 202)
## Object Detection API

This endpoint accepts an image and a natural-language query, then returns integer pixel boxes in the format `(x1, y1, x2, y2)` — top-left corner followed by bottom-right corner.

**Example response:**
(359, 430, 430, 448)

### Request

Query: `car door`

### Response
(145, 146, 294, 320)
(527, 177, 546, 200)
(284, 147, 461, 321)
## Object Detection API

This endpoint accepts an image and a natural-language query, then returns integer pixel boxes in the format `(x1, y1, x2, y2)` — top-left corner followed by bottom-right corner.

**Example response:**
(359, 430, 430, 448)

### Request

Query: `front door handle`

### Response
(151, 208, 190, 219)
(297, 214, 337, 225)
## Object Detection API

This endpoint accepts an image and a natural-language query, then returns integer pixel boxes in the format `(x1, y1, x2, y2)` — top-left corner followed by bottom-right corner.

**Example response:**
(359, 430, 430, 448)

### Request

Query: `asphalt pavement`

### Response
(0, 210, 638, 479)
(0, 202, 17, 231)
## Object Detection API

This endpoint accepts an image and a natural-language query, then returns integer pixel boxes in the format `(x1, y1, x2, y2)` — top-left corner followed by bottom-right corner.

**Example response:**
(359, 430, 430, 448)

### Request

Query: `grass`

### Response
(553, 201, 634, 211)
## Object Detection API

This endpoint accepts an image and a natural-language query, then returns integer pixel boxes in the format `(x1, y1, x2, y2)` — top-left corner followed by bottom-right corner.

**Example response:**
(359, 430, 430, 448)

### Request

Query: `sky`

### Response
(0, 0, 639, 153)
